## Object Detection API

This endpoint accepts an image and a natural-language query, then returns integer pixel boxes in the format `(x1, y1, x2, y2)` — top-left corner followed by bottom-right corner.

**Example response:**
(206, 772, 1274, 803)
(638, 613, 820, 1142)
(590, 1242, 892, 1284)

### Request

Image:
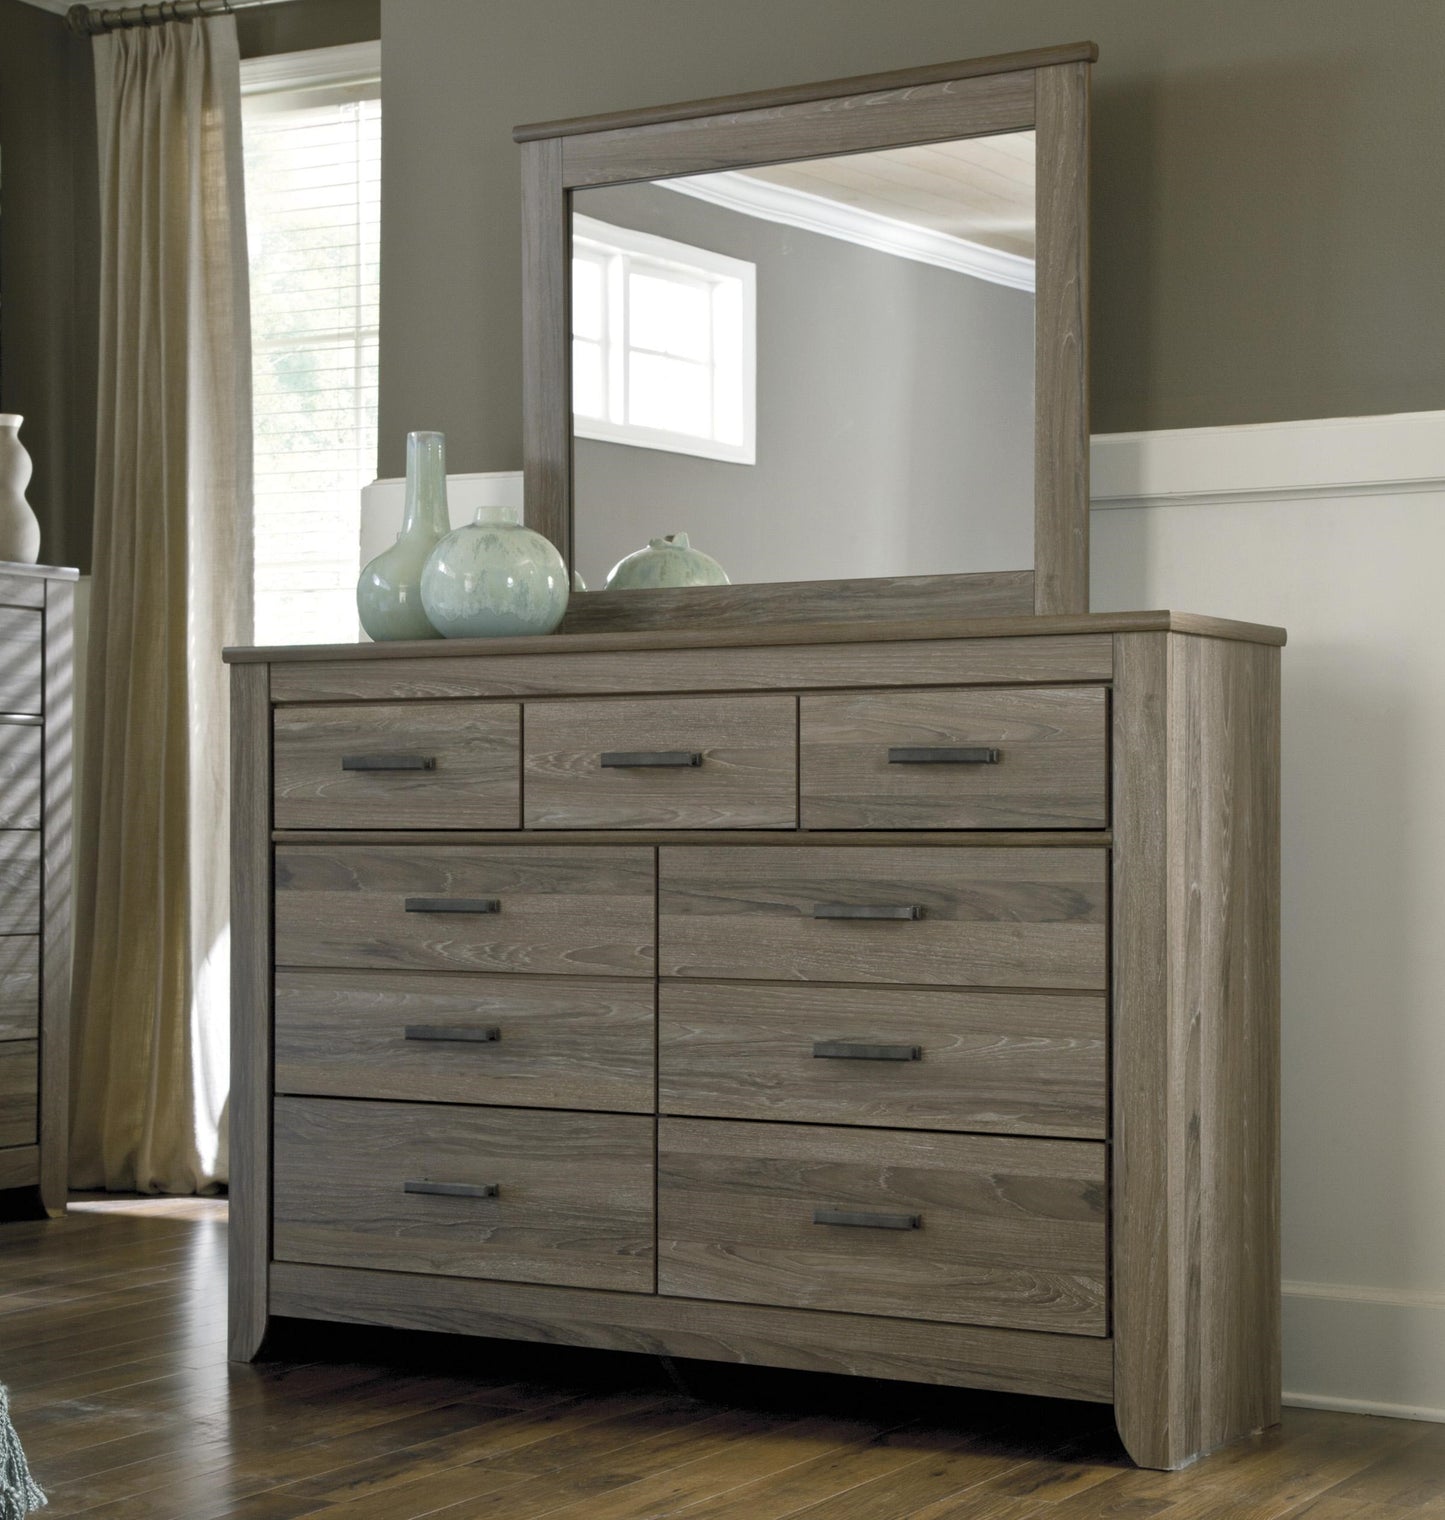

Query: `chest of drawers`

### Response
(226, 610, 1282, 1470)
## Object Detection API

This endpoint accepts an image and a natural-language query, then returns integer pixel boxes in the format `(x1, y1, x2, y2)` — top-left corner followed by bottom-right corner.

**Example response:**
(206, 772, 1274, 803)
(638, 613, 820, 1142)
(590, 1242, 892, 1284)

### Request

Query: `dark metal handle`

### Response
(599, 750, 703, 768)
(813, 1040, 921, 1061)
(812, 903, 924, 921)
(404, 1025, 501, 1044)
(404, 897, 501, 914)
(342, 753, 437, 771)
(403, 1180, 499, 1199)
(888, 746, 1001, 765)
(813, 1208, 921, 1231)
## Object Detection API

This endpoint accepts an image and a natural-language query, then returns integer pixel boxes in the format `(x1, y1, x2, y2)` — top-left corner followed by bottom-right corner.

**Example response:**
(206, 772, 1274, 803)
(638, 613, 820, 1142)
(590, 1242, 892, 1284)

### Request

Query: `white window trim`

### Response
(240, 39, 381, 99)
(572, 213, 757, 467)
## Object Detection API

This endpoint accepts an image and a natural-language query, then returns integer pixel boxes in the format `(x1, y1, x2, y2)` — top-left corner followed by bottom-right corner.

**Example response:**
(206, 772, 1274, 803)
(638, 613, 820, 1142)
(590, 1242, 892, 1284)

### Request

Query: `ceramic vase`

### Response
(0, 415, 40, 565)
(357, 431, 451, 641)
(605, 532, 729, 590)
(421, 504, 569, 638)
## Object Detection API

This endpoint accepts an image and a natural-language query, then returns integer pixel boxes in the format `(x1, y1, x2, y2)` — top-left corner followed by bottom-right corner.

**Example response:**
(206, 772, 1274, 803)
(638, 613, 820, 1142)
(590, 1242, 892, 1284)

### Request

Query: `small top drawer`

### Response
(273, 701, 520, 830)
(0, 608, 42, 715)
(524, 695, 796, 830)
(800, 686, 1107, 830)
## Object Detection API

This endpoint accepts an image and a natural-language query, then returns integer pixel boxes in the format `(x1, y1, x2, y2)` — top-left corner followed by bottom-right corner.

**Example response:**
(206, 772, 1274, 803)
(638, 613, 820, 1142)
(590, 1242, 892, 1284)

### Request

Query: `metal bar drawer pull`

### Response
(403, 1180, 500, 1199)
(812, 903, 924, 921)
(813, 1208, 921, 1231)
(888, 746, 1001, 765)
(813, 1040, 922, 1061)
(599, 750, 703, 768)
(404, 897, 501, 914)
(404, 1025, 501, 1044)
(341, 753, 437, 771)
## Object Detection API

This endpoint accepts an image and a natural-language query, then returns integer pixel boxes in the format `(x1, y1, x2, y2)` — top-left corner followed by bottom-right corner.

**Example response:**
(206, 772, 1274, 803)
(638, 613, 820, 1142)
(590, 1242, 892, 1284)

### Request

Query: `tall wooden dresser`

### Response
(227, 608, 1282, 1470)
(0, 562, 75, 1216)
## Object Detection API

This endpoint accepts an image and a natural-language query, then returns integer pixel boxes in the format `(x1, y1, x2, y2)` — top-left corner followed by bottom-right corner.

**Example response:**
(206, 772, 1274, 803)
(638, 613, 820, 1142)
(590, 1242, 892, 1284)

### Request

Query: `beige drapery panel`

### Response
(71, 16, 252, 1193)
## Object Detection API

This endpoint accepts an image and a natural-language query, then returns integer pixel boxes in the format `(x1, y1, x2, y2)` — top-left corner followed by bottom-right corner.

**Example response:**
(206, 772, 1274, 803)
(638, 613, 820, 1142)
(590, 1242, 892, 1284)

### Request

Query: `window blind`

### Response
(242, 62, 380, 646)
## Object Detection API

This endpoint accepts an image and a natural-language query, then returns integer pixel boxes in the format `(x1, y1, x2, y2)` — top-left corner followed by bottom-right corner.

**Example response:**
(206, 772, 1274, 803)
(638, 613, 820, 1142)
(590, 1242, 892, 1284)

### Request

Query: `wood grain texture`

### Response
(266, 633, 1117, 704)
(658, 981, 1106, 1139)
(277, 828, 1112, 848)
(0, 1142, 37, 1188)
(0, 830, 41, 932)
(273, 700, 521, 830)
(0, 722, 42, 828)
(659, 845, 1108, 988)
(658, 1117, 1107, 1335)
(524, 695, 797, 830)
(274, 969, 655, 1113)
(274, 843, 656, 977)
(800, 685, 1107, 830)
(0, 570, 46, 609)
(521, 135, 570, 561)
(0, 935, 39, 1042)
(269, 1259, 1115, 1403)
(1033, 61, 1090, 615)
(273, 1097, 655, 1292)
(1111, 631, 1282, 1469)
(560, 70, 1035, 188)
(0, 1039, 38, 1147)
(0, 607, 42, 712)
(560, 573, 1035, 635)
(229, 662, 272, 1361)
(39, 574, 73, 1214)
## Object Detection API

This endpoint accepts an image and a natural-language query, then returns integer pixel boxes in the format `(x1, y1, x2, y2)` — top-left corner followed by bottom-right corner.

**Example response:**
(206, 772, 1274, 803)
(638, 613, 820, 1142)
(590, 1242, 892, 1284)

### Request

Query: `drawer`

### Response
(0, 720, 42, 829)
(275, 970, 654, 1113)
(659, 983, 1106, 1139)
(0, 938, 39, 1042)
(800, 686, 1107, 830)
(0, 608, 42, 714)
(0, 833, 41, 934)
(274, 845, 655, 977)
(659, 846, 1107, 989)
(0, 1041, 38, 1148)
(658, 1118, 1107, 1335)
(523, 695, 796, 829)
(273, 701, 520, 830)
(273, 1097, 654, 1292)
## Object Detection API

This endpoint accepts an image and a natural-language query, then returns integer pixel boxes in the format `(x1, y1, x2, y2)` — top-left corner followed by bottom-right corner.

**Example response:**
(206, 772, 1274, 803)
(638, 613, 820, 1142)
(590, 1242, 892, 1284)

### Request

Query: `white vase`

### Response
(420, 504, 569, 638)
(0, 415, 40, 565)
(356, 431, 450, 641)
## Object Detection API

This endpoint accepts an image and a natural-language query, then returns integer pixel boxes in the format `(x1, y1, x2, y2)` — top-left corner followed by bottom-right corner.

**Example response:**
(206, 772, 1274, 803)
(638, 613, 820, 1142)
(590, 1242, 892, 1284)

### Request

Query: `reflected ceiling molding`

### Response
(659, 170, 1036, 293)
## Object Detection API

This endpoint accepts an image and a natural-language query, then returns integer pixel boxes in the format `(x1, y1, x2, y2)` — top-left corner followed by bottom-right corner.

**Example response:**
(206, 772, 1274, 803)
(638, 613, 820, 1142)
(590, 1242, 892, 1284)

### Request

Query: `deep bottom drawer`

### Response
(0, 1041, 38, 1148)
(273, 1097, 654, 1292)
(658, 1118, 1107, 1335)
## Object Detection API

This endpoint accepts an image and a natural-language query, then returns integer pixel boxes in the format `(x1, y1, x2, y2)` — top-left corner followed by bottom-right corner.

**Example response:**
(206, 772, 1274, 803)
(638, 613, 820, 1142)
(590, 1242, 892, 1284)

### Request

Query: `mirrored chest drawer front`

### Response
(658, 1118, 1108, 1336)
(273, 1097, 655, 1293)
(0, 720, 42, 830)
(658, 982, 1107, 1139)
(0, 832, 41, 935)
(273, 844, 656, 977)
(800, 686, 1108, 830)
(523, 694, 798, 830)
(0, 937, 40, 1043)
(273, 700, 521, 830)
(0, 1042, 38, 1148)
(658, 845, 1108, 989)
(274, 969, 655, 1113)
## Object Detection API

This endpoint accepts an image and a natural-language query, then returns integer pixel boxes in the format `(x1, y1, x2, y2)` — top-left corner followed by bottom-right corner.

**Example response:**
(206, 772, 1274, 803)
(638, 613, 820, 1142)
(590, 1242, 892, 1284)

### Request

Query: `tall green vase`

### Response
(356, 431, 450, 641)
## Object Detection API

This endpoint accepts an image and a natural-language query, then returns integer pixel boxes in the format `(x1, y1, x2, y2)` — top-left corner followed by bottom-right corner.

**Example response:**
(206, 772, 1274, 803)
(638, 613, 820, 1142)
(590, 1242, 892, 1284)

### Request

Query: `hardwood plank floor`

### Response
(0, 1196, 1440, 1518)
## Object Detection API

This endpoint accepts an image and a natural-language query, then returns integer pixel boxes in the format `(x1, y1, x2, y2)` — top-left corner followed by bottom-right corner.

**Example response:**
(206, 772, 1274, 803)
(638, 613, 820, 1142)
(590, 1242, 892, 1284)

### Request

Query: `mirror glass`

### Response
(570, 132, 1036, 592)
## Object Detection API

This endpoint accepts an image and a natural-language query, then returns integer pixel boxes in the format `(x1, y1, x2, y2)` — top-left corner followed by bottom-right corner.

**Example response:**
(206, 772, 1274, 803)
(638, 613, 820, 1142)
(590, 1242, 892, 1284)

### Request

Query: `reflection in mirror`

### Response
(571, 132, 1036, 592)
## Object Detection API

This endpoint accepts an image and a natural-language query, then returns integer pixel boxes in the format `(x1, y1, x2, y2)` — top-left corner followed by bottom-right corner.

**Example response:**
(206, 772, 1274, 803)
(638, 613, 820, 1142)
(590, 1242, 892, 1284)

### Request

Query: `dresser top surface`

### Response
(0, 562, 79, 581)
(224, 609, 1286, 666)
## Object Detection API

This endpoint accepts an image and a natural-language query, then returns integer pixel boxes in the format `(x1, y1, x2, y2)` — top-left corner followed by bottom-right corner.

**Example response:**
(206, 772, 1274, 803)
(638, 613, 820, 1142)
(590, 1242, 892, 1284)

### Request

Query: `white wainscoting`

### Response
(1092, 410, 1445, 1422)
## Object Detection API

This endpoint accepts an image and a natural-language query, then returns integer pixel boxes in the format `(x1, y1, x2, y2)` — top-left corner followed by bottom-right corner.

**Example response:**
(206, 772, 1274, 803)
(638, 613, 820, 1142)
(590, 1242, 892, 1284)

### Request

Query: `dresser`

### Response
(0, 562, 75, 1216)
(226, 608, 1282, 1470)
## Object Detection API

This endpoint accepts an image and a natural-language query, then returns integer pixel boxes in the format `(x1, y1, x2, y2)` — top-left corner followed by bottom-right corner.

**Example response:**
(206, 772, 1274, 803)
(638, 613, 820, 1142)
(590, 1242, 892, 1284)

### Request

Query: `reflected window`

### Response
(572, 215, 755, 465)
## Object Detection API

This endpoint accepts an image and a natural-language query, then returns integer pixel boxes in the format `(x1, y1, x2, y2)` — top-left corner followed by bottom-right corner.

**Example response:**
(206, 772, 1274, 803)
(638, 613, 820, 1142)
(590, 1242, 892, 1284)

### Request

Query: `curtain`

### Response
(70, 16, 252, 1194)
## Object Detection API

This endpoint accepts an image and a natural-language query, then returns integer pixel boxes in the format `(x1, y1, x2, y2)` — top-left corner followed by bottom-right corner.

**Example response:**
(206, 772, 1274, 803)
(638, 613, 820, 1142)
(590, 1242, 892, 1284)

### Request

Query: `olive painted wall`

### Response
(377, 0, 1445, 476)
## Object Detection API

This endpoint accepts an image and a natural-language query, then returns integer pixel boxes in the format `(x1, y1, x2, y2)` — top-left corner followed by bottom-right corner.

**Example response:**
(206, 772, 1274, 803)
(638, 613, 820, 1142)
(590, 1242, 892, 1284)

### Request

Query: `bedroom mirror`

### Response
(515, 43, 1093, 629)
(569, 134, 1037, 594)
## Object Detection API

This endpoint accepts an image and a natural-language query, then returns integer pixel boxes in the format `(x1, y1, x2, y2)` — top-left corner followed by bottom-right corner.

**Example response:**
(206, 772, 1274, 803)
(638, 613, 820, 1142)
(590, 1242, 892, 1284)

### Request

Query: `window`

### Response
(241, 42, 381, 645)
(572, 215, 756, 465)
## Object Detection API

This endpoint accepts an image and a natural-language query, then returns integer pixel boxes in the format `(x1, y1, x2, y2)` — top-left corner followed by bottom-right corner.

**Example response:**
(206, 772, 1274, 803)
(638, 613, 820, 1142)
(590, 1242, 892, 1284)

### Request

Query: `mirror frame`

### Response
(514, 41, 1094, 633)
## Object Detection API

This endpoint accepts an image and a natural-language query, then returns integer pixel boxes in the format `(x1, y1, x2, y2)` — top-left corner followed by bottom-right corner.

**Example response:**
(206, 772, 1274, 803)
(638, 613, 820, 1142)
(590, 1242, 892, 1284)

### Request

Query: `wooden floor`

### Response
(2, 1198, 1443, 1519)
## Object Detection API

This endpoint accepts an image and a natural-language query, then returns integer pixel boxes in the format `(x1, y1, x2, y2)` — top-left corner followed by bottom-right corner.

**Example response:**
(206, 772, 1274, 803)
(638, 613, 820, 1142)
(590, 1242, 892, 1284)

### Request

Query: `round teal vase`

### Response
(420, 504, 569, 638)
(357, 430, 449, 641)
(605, 532, 729, 590)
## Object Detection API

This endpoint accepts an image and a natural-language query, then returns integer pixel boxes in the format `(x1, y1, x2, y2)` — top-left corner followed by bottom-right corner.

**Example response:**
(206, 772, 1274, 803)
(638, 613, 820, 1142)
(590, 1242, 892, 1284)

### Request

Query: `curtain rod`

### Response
(67, 0, 291, 36)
